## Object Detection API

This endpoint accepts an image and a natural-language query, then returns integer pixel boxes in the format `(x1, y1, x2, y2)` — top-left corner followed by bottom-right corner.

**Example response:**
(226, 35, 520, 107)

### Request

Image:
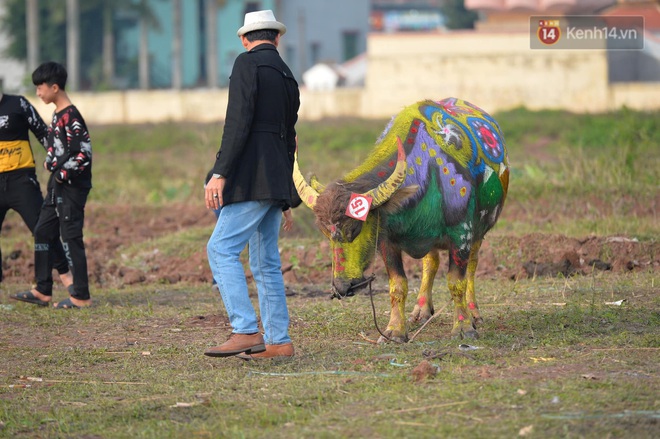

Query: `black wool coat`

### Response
(212, 43, 301, 209)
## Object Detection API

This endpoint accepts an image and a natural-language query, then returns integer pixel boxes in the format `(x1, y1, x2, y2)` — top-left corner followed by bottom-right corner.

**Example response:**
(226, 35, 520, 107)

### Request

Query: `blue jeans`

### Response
(211, 207, 220, 287)
(207, 201, 290, 345)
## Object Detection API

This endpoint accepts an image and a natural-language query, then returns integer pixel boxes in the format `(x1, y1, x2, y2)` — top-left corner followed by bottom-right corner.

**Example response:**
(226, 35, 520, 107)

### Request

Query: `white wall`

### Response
(364, 31, 613, 117)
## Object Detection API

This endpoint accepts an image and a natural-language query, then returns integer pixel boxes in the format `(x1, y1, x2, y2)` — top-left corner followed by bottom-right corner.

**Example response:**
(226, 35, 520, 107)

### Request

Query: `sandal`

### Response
(10, 291, 50, 307)
(54, 297, 81, 309)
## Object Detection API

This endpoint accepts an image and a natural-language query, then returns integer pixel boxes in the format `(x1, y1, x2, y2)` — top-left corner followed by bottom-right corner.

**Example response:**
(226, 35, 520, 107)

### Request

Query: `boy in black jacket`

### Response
(14, 62, 93, 309)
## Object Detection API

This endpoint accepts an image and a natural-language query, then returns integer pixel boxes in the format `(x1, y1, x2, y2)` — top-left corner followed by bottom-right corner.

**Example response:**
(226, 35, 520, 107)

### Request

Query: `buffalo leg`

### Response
(378, 245, 408, 343)
(409, 249, 438, 324)
(447, 244, 478, 339)
(465, 240, 483, 325)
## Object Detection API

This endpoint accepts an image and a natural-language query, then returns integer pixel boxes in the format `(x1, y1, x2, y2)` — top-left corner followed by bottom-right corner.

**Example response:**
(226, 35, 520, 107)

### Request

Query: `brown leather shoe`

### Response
(236, 342, 294, 360)
(204, 333, 266, 357)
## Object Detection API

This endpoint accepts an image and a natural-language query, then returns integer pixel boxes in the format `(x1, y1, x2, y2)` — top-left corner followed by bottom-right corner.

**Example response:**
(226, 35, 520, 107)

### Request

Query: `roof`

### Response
(601, 3, 660, 30)
(465, 0, 616, 13)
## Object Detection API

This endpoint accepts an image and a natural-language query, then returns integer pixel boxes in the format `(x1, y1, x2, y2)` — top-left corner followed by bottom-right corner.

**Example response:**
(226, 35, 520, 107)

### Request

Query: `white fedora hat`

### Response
(237, 10, 286, 37)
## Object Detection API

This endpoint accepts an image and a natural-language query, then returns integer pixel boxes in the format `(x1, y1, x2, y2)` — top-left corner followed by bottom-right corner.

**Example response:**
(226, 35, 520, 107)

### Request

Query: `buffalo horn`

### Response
(293, 152, 319, 209)
(363, 136, 408, 208)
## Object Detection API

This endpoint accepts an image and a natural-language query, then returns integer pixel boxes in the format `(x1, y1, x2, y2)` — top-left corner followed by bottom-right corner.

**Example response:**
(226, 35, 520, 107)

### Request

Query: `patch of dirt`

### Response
(1, 203, 657, 291)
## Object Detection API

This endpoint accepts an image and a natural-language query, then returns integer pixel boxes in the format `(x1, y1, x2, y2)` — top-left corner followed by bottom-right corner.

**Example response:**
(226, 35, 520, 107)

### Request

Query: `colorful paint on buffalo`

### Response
(294, 98, 509, 341)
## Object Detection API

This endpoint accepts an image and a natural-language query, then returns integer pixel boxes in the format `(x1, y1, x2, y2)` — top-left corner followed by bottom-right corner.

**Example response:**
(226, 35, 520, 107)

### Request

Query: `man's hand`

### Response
(282, 209, 293, 231)
(205, 177, 225, 210)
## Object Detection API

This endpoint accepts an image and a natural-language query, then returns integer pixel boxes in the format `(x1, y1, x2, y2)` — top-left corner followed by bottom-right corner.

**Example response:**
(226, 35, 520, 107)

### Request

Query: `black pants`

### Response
(0, 170, 69, 282)
(34, 184, 90, 299)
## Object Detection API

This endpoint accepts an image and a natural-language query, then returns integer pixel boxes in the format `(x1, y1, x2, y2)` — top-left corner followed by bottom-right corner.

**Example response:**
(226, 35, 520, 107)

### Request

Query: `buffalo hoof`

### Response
(377, 331, 408, 344)
(451, 322, 479, 340)
(409, 305, 434, 324)
(451, 330, 479, 340)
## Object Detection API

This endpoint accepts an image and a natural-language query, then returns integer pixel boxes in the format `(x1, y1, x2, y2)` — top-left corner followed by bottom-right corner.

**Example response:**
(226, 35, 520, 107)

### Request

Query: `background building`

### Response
(1, 0, 658, 122)
(370, 0, 447, 32)
(0, 0, 370, 91)
(277, 0, 369, 82)
(465, 0, 617, 31)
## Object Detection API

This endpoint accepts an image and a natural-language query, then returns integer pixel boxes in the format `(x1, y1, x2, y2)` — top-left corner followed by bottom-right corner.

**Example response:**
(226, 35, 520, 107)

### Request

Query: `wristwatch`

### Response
(212, 173, 225, 179)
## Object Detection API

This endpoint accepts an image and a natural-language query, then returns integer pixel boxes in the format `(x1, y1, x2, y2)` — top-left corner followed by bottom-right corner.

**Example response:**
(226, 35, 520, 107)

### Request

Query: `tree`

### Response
(90, 0, 162, 89)
(26, 0, 39, 73)
(139, 9, 150, 90)
(171, 0, 181, 89)
(0, 0, 160, 90)
(1, 0, 68, 70)
(66, 0, 80, 91)
(204, 0, 217, 88)
(101, 1, 115, 86)
(204, 0, 227, 88)
(441, 0, 478, 30)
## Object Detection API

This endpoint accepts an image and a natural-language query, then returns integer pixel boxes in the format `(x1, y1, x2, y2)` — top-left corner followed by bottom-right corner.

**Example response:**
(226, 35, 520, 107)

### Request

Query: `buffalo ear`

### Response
(378, 185, 419, 214)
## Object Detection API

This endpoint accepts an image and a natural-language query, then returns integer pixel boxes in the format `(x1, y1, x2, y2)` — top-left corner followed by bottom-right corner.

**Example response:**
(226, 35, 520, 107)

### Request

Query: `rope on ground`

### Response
(408, 299, 452, 343)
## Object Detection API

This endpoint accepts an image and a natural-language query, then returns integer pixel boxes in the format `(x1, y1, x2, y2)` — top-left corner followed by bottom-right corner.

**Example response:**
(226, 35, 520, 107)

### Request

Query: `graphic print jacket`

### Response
(45, 105, 92, 192)
(0, 94, 48, 174)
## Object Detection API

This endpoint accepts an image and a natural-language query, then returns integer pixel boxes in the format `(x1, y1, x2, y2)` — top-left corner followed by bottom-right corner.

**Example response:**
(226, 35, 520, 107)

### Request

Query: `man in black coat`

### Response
(204, 10, 300, 360)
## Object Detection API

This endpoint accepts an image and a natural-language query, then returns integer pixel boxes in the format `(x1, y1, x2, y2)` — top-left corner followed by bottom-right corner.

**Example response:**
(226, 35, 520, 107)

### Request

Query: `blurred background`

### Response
(1, 0, 659, 123)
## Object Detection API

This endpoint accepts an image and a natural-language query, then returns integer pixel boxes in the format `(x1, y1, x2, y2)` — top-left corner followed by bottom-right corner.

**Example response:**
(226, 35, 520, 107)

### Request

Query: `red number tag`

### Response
(345, 193, 372, 222)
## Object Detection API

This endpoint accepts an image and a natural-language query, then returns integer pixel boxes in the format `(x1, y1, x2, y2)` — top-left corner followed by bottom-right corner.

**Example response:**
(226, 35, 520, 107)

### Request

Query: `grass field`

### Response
(0, 105, 658, 438)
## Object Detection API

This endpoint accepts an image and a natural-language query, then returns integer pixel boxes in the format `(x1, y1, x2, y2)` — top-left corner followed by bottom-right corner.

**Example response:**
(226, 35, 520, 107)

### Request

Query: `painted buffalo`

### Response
(294, 98, 509, 340)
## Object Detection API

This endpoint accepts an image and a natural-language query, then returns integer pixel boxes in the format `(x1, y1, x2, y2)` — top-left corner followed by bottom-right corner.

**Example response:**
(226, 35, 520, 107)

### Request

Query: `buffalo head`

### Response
(294, 138, 415, 298)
